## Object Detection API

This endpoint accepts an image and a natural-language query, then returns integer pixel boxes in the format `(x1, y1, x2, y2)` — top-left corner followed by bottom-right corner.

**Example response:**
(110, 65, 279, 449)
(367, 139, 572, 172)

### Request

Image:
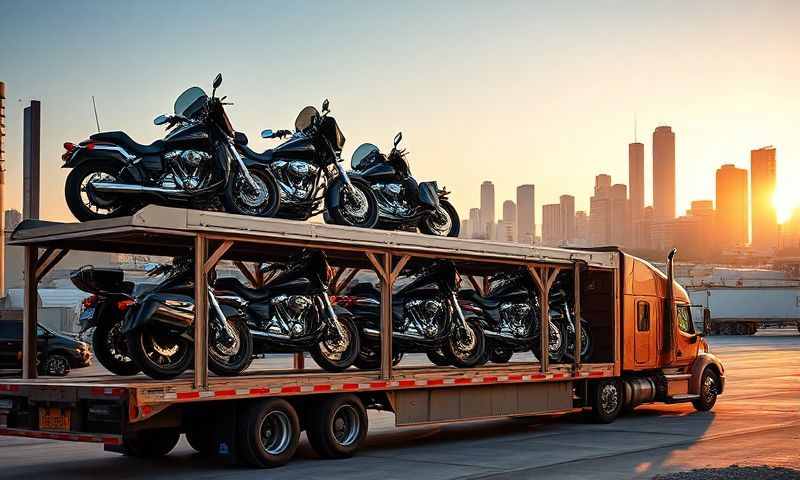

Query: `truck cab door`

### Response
(672, 304, 699, 367)
(634, 299, 655, 366)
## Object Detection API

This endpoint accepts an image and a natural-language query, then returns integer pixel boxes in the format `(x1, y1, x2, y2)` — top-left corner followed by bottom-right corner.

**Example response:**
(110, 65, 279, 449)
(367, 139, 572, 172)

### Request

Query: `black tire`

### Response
(566, 320, 593, 363)
(443, 319, 486, 368)
(426, 349, 451, 366)
(419, 199, 460, 237)
(692, 369, 720, 412)
(353, 344, 404, 370)
(534, 319, 567, 363)
(223, 167, 281, 217)
(306, 394, 368, 459)
(125, 326, 193, 380)
(590, 379, 623, 424)
(326, 178, 379, 228)
(92, 321, 140, 376)
(65, 160, 128, 222)
(186, 428, 219, 456)
(488, 345, 513, 363)
(208, 316, 254, 377)
(310, 315, 360, 372)
(43, 354, 70, 377)
(123, 428, 180, 458)
(237, 399, 300, 468)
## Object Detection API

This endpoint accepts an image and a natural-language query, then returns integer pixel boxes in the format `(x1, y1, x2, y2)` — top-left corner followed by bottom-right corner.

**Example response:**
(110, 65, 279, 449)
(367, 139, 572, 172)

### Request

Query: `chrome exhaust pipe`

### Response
(363, 327, 425, 341)
(90, 181, 184, 195)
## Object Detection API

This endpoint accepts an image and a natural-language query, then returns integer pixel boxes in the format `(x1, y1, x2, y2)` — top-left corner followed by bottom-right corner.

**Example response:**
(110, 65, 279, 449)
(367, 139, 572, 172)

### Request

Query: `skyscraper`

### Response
(575, 211, 588, 245)
(589, 174, 612, 245)
(653, 126, 675, 219)
(469, 208, 483, 239)
(610, 184, 628, 246)
(559, 194, 575, 243)
(542, 203, 562, 246)
(751, 146, 777, 251)
(716, 164, 749, 248)
(502, 200, 517, 242)
(480, 181, 495, 238)
(628, 142, 645, 246)
(516, 184, 535, 244)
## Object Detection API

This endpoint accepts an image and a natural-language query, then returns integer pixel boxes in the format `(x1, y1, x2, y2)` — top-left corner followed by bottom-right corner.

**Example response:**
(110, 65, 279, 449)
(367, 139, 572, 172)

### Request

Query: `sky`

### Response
(1, 0, 799, 223)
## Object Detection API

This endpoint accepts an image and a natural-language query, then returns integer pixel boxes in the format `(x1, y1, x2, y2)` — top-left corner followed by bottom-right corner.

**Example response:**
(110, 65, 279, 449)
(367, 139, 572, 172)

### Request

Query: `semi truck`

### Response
(0, 206, 724, 468)
(689, 286, 800, 335)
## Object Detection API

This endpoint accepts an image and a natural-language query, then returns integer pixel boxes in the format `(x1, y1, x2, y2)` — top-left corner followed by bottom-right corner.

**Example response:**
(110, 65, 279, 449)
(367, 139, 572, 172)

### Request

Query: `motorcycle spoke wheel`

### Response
(340, 185, 370, 225)
(424, 207, 453, 236)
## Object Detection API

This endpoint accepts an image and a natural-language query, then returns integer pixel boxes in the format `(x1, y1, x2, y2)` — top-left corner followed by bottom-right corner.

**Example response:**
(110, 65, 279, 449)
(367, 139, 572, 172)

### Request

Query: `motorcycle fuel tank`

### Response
(273, 136, 316, 160)
(164, 122, 210, 149)
(359, 161, 398, 183)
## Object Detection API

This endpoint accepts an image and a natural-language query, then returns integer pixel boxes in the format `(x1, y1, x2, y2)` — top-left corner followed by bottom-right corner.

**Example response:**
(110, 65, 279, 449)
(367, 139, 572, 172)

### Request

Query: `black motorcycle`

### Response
(214, 250, 361, 372)
(549, 275, 592, 363)
(236, 100, 379, 227)
(63, 74, 280, 221)
(458, 268, 567, 364)
(349, 132, 460, 237)
(122, 258, 254, 380)
(337, 260, 485, 369)
(72, 266, 141, 376)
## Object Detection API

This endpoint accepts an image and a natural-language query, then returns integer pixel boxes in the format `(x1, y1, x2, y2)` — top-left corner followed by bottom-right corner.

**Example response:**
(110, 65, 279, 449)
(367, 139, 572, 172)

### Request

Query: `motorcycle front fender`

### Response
(121, 293, 196, 335)
(418, 181, 441, 208)
(325, 172, 367, 209)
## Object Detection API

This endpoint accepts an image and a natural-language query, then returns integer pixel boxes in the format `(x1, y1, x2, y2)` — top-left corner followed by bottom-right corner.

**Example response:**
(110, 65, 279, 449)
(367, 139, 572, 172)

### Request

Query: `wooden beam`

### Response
(390, 255, 411, 282)
(467, 275, 484, 296)
(204, 240, 234, 274)
(234, 260, 258, 287)
(334, 268, 360, 295)
(34, 248, 69, 282)
(329, 267, 344, 291)
(380, 252, 393, 380)
(366, 252, 387, 281)
(293, 352, 305, 370)
(22, 246, 38, 379)
(573, 261, 583, 372)
(193, 234, 209, 390)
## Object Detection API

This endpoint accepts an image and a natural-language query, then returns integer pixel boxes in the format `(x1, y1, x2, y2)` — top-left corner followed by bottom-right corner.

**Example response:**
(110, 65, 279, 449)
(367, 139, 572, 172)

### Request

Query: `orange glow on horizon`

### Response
(773, 186, 797, 225)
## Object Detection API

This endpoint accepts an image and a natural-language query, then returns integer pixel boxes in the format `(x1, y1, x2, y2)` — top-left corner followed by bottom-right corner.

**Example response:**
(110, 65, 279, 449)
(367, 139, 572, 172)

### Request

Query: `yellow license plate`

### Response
(39, 407, 71, 432)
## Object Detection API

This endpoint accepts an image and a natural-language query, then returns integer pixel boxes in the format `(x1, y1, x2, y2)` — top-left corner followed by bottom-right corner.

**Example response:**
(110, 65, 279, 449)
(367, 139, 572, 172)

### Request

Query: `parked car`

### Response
(0, 321, 91, 376)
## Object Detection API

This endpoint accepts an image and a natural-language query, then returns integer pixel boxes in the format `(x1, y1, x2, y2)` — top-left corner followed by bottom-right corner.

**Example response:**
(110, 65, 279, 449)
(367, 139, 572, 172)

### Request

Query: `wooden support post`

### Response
(234, 260, 258, 287)
(193, 234, 209, 390)
(467, 275, 484, 296)
(573, 261, 583, 372)
(293, 352, 305, 370)
(529, 265, 561, 373)
(366, 251, 393, 380)
(390, 255, 411, 282)
(22, 246, 38, 379)
(34, 248, 69, 282)
(334, 268, 360, 295)
(204, 240, 233, 274)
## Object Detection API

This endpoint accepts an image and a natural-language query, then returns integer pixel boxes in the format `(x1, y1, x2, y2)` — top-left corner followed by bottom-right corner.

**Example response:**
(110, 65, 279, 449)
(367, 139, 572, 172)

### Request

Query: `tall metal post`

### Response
(0, 82, 6, 297)
(380, 253, 393, 380)
(22, 100, 40, 220)
(22, 246, 38, 378)
(193, 234, 209, 389)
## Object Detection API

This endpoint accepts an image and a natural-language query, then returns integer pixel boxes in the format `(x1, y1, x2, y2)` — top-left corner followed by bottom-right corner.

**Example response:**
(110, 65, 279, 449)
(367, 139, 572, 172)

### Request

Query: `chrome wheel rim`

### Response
(702, 374, 717, 404)
(140, 330, 189, 368)
(234, 172, 270, 214)
(452, 324, 478, 361)
(319, 321, 351, 361)
(599, 383, 620, 414)
(331, 404, 361, 446)
(425, 206, 452, 236)
(260, 411, 292, 455)
(83, 171, 122, 215)
(105, 323, 133, 364)
(341, 185, 369, 224)
(548, 321, 563, 354)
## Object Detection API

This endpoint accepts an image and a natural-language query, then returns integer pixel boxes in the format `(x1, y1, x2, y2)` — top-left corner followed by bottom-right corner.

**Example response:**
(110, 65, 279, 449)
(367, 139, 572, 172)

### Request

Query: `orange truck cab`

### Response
(618, 249, 725, 412)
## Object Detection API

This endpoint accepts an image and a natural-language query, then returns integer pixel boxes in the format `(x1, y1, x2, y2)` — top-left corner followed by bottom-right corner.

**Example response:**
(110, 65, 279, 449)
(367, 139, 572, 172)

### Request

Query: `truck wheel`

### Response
(186, 427, 218, 456)
(590, 380, 622, 424)
(123, 428, 180, 458)
(692, 369, 720, 412)
(306, 394, 368, 459)
(237, 399, 299, 468)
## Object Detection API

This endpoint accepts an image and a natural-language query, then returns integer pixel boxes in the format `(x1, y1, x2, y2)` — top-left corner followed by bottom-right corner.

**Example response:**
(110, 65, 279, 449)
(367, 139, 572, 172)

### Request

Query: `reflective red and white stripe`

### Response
(0, 427, 122, 445)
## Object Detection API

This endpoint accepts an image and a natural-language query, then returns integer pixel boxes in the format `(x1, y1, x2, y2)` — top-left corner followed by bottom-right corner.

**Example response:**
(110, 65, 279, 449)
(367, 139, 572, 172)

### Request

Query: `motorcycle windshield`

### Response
(295, 106, 320, 132)
(174, 87, 208, 118)
(351, 143, 380, 170)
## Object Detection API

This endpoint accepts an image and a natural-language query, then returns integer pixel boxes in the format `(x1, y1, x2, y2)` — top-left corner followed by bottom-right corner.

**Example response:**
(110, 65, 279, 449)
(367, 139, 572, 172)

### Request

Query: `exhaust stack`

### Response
(663, 248, 677, 353)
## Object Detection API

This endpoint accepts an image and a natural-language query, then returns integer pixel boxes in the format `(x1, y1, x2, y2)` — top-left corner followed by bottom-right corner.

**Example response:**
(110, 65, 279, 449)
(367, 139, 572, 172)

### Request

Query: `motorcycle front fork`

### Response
(450, 292, 472, 337)
(226, 141, 259, 191)
(320, 291, 348, 340)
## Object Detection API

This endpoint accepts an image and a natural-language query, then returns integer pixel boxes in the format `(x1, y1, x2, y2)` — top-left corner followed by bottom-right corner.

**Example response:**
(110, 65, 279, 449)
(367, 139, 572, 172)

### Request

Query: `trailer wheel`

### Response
(123, 428, 180, 458)
(237, 399, 299, 468)
(306, 394, 368, 459)
(692, 369, 719, 412)
(590, 380, 622, 424)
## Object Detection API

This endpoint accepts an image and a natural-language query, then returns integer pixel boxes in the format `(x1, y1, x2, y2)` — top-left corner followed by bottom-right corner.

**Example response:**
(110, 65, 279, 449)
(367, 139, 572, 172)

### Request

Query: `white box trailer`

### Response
(689, 286, 800, 335)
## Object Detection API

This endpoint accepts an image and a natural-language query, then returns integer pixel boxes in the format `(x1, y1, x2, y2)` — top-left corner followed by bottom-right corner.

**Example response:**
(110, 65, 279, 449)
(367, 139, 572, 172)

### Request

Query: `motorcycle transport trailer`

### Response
(0, 206, 723, 468)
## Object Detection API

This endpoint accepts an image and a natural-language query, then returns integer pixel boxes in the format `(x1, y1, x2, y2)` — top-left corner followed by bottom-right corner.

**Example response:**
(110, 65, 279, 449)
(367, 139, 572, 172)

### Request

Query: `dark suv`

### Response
(0, 321, 92, 376)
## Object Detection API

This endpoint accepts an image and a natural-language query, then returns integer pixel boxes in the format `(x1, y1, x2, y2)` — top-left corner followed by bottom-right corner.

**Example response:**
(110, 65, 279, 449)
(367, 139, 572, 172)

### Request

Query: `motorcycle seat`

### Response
(458, 289, 501, 310)
(90, 131, 165, 156)
(237, 143, 274, 163)
(214, 277, 274, 303)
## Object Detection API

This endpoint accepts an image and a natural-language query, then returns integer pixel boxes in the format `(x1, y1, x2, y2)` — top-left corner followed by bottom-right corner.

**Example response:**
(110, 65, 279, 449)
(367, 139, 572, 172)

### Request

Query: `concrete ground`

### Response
(0, 329, 797, 479)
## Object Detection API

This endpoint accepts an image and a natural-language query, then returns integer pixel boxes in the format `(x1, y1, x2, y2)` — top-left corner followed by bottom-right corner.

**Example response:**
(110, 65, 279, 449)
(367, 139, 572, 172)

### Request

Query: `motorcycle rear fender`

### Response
(418, 181, 441, 208)
(325, 173, 366, 209)
(121, 293, 195, 334)
(63, 145, 129, 170)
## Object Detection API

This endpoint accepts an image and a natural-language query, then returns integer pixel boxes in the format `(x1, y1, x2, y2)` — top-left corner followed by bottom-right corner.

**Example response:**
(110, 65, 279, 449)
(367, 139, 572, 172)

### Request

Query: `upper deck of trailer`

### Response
(8, 205, 617, 271)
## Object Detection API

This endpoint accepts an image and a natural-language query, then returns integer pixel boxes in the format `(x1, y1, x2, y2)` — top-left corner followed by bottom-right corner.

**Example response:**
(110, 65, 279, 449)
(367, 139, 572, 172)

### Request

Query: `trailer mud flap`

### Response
(392, 381, 573, 426)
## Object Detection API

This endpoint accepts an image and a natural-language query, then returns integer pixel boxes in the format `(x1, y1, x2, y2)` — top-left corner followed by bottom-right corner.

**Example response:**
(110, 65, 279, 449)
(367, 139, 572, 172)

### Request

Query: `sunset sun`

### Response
(773, 186, 797, 224)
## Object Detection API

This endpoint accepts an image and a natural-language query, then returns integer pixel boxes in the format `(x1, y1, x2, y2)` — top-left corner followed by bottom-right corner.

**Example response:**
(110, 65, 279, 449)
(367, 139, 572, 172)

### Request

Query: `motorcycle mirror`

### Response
(261, 129, 274, 139)
(322, 99, 330, 113)
(213, 73, 223, 89)
(394, 132, 403, 147)
(153, 114, 169, 126)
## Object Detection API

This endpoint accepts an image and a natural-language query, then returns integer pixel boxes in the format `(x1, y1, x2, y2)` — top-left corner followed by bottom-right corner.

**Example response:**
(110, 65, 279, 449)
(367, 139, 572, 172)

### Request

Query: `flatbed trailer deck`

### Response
(0, 206, 722, 468)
